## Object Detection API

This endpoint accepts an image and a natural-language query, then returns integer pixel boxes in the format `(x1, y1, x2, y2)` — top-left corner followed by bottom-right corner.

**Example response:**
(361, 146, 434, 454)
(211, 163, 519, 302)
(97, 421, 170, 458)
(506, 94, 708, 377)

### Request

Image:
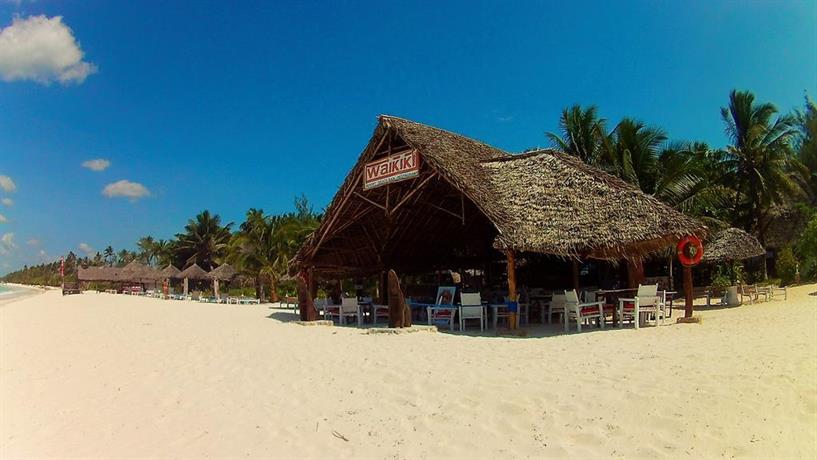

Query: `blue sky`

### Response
(0, 0, 815, 274)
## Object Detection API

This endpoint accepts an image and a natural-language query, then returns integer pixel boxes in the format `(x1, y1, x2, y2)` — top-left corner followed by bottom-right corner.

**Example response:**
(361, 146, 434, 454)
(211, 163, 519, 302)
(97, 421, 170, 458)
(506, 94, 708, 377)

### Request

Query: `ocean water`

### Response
(0, 285, 10, 295)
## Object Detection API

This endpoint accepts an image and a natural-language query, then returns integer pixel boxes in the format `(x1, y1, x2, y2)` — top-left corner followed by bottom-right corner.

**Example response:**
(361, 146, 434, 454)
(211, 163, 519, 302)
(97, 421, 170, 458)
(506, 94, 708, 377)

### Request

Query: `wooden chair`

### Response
(564, 289, 604, 332)
(459, 292, 485, 331)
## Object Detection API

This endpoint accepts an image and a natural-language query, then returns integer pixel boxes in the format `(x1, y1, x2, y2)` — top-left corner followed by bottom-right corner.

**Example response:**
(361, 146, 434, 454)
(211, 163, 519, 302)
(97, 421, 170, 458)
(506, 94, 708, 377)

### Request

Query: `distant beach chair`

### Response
(769, 285, 787, 300)
(565, 289, 605, 332)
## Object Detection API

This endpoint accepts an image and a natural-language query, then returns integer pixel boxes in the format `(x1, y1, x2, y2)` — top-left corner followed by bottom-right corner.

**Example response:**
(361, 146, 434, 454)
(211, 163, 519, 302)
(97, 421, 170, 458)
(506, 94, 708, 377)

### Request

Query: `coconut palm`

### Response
(598, 118, 667, 193)
(136, 236, 156, 266)
(175, 210, 233, 270)
(546, 105, 607, 164)
(720, 90, 801, 241)
(794, 95, 817, 201)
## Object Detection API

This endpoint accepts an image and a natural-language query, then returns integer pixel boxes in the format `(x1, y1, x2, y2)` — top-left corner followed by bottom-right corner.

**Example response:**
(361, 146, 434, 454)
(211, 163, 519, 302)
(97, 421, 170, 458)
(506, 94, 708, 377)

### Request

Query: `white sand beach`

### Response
(1, 285, 816, 458)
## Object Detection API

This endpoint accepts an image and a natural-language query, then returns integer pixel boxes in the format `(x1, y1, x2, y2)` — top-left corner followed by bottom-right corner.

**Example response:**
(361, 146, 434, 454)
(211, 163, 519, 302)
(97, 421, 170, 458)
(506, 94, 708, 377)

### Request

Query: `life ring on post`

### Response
(676, 235, 704, 267)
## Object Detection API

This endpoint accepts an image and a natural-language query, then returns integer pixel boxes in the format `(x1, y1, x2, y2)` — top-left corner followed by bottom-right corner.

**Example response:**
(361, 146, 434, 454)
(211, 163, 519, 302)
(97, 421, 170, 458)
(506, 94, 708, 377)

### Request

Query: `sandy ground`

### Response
(1, 285, 816, 459)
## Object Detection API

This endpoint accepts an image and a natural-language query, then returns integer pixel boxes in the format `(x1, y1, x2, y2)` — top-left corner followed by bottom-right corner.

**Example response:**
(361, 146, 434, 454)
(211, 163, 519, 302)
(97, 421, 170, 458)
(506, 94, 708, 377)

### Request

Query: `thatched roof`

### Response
(208, 263, 237, 281)
(175, 263, 210, 281)
(702, 227, 765, 263)
(291, 115, 706, 277)
(77, 266, 118, 281)
(483, 150, 704, 258)
(159, 264, 181, 279)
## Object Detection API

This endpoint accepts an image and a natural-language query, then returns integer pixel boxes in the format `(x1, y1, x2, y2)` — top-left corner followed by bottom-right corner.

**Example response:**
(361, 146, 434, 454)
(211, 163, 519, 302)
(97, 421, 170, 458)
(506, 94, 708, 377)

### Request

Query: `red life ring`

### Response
(677, 235, 704, 267)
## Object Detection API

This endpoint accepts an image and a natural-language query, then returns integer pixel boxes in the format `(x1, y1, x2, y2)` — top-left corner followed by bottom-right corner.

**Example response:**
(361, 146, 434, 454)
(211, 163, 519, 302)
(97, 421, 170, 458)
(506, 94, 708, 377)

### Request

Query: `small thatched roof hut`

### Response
(175, 263, 210, 281)
(291, 115, 705, 278)
(208, 263, 237, 281)
(159, 264, 181, 279)
(702, 227, 765, 263)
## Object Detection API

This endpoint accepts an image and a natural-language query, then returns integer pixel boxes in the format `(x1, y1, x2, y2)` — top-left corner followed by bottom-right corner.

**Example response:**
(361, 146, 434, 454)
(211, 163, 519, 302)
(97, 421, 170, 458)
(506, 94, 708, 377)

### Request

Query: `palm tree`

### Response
(794, 95, 817, 202)
(720, 90, 801, 241)
(654, 142, 731, 222)
(175, 210, 233, 270)
(599, 118, 667, 193)
(153, 239, 175, 267)
(103, 246, 115, 266)
(136, 236, 156, 266)
(546, 105, 607, 164)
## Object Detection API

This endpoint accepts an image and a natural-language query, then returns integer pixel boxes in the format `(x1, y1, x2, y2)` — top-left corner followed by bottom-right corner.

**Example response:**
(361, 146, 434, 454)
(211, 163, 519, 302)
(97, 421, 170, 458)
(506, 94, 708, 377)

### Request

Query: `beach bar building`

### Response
(290, 116, 705, 324)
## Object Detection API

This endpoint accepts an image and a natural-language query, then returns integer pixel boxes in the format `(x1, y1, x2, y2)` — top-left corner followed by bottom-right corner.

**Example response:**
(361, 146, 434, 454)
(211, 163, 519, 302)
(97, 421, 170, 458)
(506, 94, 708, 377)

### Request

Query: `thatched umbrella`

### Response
(159, 264, 181, 279)
(122, 260, 150, 283)
(702, 228, 765, 263)
(208, 263, 237, 298)
(175, 263, 210, 295)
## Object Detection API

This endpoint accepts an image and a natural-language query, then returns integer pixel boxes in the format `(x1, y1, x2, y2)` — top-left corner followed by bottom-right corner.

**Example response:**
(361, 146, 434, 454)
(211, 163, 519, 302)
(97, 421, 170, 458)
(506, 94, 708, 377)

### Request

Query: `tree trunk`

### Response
(269, 274, 279, 302)
(297, 272, 318, 321)
(387, 269, 411, 328)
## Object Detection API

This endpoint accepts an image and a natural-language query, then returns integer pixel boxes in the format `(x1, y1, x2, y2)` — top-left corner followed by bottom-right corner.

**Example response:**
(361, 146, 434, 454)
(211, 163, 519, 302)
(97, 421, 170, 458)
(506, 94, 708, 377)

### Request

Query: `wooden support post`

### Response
(308, 267, 317, 301)
(683, 265, 694, 319)
(626, 258, 644, 288)
(387, 270, 411, 328)
(572, 259, 580, 291)
(379, 270, 389, 305)
(506, 250, 518, 329)
(297, 271, 318, 321)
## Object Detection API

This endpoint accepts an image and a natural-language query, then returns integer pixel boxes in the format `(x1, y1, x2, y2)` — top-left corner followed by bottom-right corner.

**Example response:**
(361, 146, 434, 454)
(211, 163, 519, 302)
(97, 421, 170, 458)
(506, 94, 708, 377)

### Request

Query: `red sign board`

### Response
(363, 150, 420, 190)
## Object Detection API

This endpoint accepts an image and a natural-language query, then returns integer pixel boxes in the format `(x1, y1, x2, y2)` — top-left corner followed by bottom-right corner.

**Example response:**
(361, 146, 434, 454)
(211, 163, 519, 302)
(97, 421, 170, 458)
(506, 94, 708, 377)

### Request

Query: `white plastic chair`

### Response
(459, 292, 485, 331)
(326, 297, 360, 326)
(546, 293, 566, 324)
(564, 289, 604, 332)
(618, 284, 664, 329)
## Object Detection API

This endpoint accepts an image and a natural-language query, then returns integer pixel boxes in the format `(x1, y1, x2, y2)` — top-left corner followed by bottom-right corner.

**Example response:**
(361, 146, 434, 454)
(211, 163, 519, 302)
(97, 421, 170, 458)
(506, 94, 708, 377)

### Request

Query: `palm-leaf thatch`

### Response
(175, 263, 210, 281)
(208, 263, 237, 281)
(77, 266, 120, 282)
(291, 115, 706, 277)
(702, 227, 765, 263)
(159, 264, 181, 279)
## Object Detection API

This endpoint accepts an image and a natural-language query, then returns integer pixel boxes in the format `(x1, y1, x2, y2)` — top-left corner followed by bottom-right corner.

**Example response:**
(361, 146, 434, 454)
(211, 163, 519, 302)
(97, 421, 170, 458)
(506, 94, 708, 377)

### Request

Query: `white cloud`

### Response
(1, 197, 12, 206)
(0, 213, 6, 223)
(27, 238, 39, 246)
(78, 242, 94, 256)
(0, 175, 15, 192)
(81, 158, 110, 171)
(0, 232, 15, 255)
(102, 179, 150, 200)
(0, 15, 97, 85)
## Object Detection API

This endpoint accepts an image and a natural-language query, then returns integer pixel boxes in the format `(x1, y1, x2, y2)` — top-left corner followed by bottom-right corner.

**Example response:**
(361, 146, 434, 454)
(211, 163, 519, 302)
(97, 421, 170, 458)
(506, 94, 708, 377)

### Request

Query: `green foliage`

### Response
(710, 266, 732, 291)
(796, 213, 817, 279)
(776, 247, 798, 286)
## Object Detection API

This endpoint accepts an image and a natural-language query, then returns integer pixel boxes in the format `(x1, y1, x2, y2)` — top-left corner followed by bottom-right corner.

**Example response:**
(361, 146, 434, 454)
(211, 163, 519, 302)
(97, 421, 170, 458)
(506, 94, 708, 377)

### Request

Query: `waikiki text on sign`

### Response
(363, 150, 421, 190)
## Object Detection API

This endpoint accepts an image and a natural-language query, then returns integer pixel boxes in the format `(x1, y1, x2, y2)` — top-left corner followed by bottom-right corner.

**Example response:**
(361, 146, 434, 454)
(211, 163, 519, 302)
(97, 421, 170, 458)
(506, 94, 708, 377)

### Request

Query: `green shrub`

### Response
(796, 214, 817, 280)
(711, 265, 732, 291)
(776, 247, 798, 286)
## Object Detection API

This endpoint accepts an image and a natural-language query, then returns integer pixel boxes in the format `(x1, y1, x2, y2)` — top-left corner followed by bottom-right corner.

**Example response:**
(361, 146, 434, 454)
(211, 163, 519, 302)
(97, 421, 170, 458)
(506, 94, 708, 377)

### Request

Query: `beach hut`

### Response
(208, 263, 237, 298)
(702, 228, 765, 264)
(290, 115, 706, 323)
(175, 263, 210, 296)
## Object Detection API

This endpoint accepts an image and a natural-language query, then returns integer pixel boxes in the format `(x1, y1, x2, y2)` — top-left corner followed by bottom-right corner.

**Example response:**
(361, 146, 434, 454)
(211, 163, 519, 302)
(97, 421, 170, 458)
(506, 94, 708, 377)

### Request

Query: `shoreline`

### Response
(0, 283, 48, 306)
